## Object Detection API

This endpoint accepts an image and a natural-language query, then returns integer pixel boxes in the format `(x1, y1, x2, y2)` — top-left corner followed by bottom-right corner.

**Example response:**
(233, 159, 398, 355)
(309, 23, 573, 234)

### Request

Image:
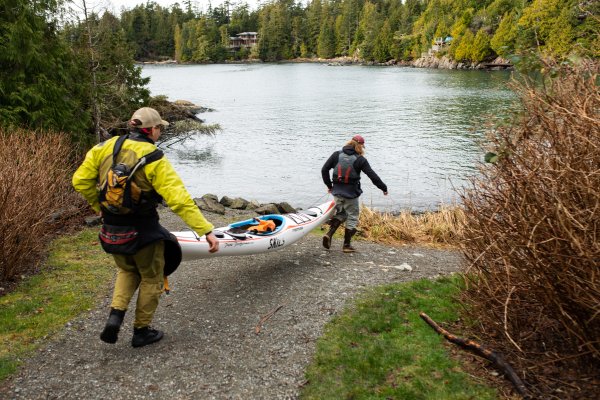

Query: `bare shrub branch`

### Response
(460, 59, 599, 396)
(0, 129, 85, 282)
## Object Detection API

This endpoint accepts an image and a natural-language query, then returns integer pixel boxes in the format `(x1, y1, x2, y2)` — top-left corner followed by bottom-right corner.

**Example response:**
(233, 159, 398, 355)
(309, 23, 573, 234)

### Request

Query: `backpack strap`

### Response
(128, 149, 164, 179)
(143, 149, 164, 165)
(111, 134, 129, 167)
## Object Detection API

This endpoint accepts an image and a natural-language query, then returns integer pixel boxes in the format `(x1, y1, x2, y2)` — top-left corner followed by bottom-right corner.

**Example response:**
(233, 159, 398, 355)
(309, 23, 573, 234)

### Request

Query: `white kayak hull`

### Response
(173, 200, 336, 260)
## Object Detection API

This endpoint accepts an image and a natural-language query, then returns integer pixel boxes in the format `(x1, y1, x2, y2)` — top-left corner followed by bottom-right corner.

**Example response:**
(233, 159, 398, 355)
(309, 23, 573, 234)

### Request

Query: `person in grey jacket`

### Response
(321, 134, 388, 252)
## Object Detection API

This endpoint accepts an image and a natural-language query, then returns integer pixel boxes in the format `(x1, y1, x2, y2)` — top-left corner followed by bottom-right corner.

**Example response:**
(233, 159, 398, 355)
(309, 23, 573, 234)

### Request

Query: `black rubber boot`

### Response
(322, 218, 342, 249)
(342, 228, 357, 253)
(132, 327, 164, 348)
(100, 308, 125, 344)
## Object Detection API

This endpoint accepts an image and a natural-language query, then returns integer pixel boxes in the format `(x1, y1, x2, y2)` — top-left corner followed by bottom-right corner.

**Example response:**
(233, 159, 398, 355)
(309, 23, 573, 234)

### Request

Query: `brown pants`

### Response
(111, 241, 164, 328)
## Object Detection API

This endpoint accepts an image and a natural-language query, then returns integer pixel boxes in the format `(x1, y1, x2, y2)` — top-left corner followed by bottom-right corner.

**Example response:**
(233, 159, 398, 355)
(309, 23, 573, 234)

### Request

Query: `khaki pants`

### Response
(333, 195, 360, 229)
(111, 241, 164, 328)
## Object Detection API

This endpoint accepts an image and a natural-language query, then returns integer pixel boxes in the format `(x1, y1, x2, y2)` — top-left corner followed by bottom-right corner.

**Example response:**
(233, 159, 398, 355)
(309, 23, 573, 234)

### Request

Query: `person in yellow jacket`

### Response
(73, 107, 219, 348)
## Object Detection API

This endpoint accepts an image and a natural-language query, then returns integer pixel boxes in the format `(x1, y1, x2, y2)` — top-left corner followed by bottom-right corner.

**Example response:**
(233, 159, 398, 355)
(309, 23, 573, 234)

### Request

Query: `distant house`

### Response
(229, 32, 258, 51)
(430, 36, 453, 54)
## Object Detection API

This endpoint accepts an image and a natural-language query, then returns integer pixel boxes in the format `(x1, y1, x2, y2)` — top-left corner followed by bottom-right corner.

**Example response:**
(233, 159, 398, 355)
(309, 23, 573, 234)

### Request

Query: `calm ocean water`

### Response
(142, 63, 514, 211)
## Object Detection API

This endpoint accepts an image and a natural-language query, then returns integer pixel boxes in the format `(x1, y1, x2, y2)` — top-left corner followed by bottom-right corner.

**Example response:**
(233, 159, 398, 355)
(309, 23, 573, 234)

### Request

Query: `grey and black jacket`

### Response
(321, 145, 387, 199)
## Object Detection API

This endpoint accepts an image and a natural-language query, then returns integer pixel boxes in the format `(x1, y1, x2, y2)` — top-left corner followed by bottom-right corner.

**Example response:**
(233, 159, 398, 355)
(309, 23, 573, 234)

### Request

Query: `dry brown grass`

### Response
(0, 129, 85, 283)
(359, 205, 465, 247)
(459, 59, 599, 398)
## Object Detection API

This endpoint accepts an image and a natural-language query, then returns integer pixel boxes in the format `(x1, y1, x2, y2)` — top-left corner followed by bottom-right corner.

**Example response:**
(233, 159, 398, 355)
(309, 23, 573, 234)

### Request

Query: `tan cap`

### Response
(130, 107, 169, 128)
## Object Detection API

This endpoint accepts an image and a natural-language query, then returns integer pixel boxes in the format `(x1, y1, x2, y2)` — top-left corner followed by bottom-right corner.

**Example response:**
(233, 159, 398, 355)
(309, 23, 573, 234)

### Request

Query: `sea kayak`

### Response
(173, 200, 336, 260)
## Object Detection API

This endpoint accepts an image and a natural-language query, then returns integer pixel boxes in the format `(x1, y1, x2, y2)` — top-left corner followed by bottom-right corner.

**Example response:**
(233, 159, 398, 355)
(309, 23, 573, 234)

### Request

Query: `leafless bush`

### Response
(0, 129, 84, 282)
(460, 60, 599, 395)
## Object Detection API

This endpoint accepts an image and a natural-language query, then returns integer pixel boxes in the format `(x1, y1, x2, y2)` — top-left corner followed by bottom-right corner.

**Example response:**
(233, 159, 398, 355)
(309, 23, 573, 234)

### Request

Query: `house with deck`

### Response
(229, 32, 258, 51)
(429, 36, 453, 54)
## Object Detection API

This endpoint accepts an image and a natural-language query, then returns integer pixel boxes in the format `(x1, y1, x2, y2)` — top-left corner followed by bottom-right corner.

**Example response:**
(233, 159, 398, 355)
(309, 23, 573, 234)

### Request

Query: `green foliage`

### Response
(64, 10, 150, 136)
(355, 2, 381, 61)
(317, 16, 337, 59)
(306, 0, 323, 56)
(0, 0, 89, 136)
(0, 1, 151, 143)
(258, 1, 293, 61)
(471, 29, 492, 62)
(490, 11, 519, 57)
(453, 29, 474, 62)
(120, 2, 194, 60)
(516, 0, 592, 58)
(374, 20, 393, 62)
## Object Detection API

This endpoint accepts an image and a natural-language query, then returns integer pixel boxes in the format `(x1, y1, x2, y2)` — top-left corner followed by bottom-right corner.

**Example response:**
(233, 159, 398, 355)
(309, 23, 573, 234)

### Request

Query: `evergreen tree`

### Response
(306, 0, 323, 56)
(490, 11, 518, 57)
(258, 1, 292, 61)
(64, 3, 150, 139)
(517, 0, 578, 56)
(317, 16, 337, 58)
(355, 2, 382, 61)
(174, 24, 184, 61)
(0, 0, 89, 137)
(229, 3, 259, 35)
(374, 19, 393, 62)
(471, 28, 492, 62)
(454, 28, 474, 61)
(336, 0, 363, 56)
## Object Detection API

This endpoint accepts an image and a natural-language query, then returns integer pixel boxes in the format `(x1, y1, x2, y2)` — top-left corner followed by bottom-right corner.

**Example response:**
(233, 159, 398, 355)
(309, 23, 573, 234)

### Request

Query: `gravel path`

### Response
(1, 208, 464, 400)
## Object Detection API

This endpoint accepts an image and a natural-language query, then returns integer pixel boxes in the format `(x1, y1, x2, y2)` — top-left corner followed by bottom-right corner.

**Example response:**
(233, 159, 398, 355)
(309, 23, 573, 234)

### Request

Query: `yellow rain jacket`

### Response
(73, 134, 213, 239)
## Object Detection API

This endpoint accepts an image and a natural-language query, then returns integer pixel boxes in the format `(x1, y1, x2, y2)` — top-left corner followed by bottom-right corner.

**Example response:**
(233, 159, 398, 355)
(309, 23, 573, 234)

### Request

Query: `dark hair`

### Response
(129, 119, 152, 135)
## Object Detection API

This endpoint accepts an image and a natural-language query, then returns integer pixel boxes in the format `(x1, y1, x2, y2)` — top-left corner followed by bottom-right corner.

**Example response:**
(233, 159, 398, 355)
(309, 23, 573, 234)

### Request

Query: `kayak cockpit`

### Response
(227, 215, 285, 236)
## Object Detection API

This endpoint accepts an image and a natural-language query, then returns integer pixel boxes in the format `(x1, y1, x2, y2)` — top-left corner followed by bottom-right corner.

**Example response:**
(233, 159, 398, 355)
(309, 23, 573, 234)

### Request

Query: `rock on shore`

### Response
(193, 193, 296, 216)
(412, 55, 513, 70)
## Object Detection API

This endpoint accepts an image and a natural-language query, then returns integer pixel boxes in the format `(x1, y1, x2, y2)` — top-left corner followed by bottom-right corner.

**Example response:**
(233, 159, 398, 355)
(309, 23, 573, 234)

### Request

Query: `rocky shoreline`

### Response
(140, 55, 513, 71)
(193, 193, 296, 216)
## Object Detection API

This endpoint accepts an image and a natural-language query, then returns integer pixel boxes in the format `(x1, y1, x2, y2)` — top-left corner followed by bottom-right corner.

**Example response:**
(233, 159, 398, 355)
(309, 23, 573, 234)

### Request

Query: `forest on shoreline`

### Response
(120, 0, 598, 64)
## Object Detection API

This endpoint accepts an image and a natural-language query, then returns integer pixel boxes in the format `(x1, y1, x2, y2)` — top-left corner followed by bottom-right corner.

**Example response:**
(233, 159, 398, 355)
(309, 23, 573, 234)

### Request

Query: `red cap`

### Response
(352, 134, 365, 145)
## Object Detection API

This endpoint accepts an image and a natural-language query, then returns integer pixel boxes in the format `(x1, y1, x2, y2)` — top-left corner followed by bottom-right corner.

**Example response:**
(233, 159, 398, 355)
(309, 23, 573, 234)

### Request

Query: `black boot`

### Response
(100, 308, 125, 344)
(322, 218, 342, 249)
(132, 327, 164, 348)
(342, 228, 357, 253)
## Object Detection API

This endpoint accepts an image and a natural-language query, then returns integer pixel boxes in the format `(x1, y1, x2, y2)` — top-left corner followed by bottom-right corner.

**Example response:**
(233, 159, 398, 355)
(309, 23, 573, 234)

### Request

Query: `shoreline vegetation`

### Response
(140, 55, 514, 71)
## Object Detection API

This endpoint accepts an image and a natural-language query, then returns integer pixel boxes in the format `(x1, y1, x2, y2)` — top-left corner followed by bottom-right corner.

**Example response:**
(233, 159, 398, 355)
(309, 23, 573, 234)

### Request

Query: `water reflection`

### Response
(173, 143, 222, 165)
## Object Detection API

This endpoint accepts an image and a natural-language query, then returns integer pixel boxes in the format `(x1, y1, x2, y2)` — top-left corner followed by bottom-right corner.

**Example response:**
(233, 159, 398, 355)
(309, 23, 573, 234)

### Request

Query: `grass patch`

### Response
(313, 205, 464, 248)
(359, 205, 464, 248)
(0, 228, 113, 381)
(301, 276, 497, 400)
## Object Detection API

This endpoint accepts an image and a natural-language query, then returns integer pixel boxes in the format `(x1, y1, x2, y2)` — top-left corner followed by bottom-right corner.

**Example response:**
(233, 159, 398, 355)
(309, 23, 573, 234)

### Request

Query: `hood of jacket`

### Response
(342, 145, 357, 155)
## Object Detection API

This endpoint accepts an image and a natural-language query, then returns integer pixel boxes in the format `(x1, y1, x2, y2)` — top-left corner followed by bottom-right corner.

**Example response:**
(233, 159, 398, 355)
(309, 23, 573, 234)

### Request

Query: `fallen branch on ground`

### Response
(255, 304, 285, 334)
(419, 312, 528, 397)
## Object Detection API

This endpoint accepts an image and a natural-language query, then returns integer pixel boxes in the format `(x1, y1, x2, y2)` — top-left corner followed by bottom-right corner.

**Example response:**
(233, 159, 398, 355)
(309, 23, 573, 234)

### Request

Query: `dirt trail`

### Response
(1, 208, 463, 400)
